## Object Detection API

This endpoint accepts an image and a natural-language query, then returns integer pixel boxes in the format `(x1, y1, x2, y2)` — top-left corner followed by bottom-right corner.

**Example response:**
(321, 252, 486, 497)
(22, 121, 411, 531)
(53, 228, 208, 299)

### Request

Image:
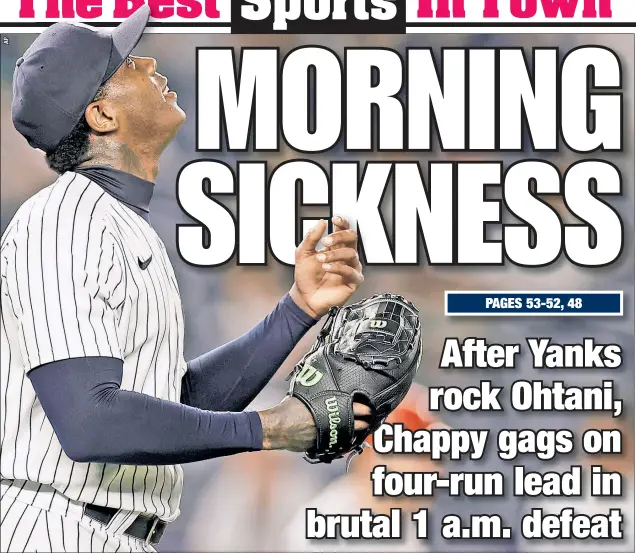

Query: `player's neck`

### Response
(81, 138, 161, 183)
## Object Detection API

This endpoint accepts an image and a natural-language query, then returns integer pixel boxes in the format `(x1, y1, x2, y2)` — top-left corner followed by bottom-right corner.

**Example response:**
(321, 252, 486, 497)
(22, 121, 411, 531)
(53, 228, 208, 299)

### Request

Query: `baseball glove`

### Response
(286, 293, 422, 465)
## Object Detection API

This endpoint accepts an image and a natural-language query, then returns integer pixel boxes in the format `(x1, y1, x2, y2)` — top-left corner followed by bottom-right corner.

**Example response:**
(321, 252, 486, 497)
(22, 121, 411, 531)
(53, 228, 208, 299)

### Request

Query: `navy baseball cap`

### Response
(12, 5, 151, 152)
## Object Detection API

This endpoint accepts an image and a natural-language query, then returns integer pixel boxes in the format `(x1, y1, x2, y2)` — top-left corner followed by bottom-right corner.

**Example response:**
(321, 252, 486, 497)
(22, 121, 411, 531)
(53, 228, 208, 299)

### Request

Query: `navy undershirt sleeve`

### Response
(28, 357, 264, 465)
(181, 294, 318, 411)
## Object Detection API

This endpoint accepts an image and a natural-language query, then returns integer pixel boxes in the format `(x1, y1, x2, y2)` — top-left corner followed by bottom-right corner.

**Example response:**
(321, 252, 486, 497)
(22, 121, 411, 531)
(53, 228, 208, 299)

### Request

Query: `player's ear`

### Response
(84, 98, 119, 134)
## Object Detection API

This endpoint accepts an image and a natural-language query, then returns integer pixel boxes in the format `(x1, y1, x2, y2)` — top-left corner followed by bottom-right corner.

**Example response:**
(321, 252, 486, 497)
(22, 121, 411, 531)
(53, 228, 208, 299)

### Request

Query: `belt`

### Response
(83, 504, 167, 546)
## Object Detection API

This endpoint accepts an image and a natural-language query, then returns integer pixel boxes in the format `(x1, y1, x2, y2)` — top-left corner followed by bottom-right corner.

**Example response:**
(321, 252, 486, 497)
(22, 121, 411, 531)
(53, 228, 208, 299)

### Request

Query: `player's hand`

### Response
(259, 397, 371, 452)
(290, 216, 363, 319)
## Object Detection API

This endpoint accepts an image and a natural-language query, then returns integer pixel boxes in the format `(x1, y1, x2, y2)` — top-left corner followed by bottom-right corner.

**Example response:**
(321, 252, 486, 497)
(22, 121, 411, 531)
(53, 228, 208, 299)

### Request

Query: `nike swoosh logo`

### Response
(138, 255, 152, 270)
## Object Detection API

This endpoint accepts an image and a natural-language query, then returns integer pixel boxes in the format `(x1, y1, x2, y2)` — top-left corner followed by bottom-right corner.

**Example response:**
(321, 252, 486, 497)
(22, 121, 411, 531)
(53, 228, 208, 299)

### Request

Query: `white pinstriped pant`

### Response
(0, 481, 157, 553)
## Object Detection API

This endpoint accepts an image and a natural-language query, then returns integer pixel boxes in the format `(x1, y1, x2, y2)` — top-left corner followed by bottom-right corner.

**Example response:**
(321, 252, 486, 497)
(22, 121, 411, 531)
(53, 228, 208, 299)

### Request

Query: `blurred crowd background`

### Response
(1, 32, 634, 552)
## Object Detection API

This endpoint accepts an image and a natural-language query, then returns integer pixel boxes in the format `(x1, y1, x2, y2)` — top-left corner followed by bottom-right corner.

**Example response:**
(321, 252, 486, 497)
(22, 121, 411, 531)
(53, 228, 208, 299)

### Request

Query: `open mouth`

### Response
(161, 80, 177, 99)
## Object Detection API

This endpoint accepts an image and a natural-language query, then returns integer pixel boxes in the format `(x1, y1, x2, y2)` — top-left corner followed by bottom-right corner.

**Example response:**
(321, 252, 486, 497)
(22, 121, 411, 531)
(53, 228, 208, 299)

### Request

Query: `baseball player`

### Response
(0, 7, 369, 552)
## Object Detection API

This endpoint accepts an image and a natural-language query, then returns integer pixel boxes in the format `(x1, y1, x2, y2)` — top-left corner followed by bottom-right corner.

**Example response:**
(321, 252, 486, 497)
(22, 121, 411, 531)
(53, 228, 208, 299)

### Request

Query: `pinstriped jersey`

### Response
(1, 172, 186, 521)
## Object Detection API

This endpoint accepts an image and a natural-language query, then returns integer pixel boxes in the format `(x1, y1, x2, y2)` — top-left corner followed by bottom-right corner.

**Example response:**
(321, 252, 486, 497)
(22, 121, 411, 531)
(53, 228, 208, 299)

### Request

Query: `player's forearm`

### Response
(28, 357, 264, 465)
(257, 397, 317, 452)
(182, 293, 318, 412)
